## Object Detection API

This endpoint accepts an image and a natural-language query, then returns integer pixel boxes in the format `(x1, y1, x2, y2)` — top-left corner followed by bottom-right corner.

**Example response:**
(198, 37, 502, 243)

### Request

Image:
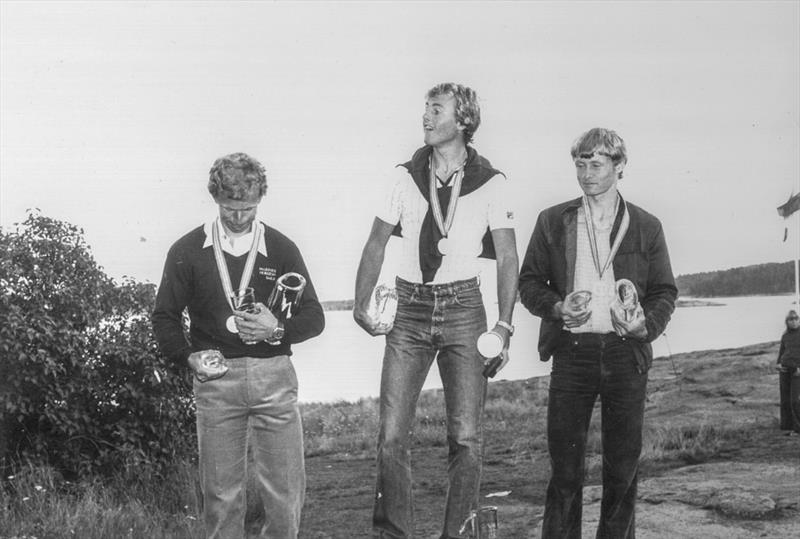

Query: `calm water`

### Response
(292, 294, 795, 403)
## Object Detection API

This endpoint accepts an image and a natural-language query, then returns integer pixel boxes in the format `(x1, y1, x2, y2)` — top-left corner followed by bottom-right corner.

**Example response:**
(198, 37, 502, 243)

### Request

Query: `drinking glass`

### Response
(231, 287, 258, 313)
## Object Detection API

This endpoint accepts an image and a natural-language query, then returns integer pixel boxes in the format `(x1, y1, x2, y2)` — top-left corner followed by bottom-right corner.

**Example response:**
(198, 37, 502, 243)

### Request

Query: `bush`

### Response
(0, 211, 195, 477)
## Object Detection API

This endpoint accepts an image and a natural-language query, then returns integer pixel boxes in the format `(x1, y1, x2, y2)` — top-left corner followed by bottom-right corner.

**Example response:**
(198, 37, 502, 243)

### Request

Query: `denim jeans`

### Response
(542, 332, 648, 539)
(373, 277, 488, 539)
(194, 355, 305, 539)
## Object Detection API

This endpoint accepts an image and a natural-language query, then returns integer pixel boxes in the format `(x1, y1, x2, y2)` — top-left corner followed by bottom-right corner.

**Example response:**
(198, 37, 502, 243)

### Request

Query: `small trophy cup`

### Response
(477, 331, 504, 378)
(266, 272, 307, 320)
(264, 272, 306, 345)
(614, 279, 640, 321)
(195, 349, 228, 382)
(367, 284, 398, 333)
(565, 290, 592, 313)
(459, 506, 499, 539)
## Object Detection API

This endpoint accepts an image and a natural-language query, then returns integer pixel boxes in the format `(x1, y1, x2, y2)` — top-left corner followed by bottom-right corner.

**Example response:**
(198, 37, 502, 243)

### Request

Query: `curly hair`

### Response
(570, 128, 628, 179)
(426, 82, 481, 144)
(207, 153, 267, 200)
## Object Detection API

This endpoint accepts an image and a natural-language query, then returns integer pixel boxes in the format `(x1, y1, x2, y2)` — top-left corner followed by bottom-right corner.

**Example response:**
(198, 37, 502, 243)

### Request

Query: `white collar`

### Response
(202, 218, 268, 257)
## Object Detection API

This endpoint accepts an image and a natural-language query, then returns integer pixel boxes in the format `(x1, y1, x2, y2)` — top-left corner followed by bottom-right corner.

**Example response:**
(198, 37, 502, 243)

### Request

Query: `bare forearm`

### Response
(491, 228, 519, 324)
(496, 254, 518, 324)
(355, 245, 385, 310)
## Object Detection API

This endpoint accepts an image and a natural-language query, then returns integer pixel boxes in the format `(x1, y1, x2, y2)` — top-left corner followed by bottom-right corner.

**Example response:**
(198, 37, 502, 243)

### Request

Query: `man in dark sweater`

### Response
(152, 152, 324, 539)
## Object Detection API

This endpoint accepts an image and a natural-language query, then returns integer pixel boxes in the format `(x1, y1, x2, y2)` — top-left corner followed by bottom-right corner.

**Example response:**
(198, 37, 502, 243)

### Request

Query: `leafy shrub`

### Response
(0, 211, 195, 477)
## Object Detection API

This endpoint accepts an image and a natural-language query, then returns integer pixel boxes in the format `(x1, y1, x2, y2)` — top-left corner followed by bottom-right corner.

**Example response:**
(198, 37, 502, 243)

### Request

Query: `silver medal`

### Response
(437, 237, 451, 255)
(225, 315, 238, 333)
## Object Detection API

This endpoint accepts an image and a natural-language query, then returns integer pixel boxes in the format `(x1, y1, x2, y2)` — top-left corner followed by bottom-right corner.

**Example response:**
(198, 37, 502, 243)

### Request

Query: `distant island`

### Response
(675, 260, 796, 297)
(321, 261, 797, 311)
(675, 298, 724, 308)
(321, 299, 354, 312)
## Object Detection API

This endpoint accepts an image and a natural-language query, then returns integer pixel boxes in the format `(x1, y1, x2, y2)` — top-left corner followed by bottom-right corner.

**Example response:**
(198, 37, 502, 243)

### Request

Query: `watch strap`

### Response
(496, 320, 514, 335)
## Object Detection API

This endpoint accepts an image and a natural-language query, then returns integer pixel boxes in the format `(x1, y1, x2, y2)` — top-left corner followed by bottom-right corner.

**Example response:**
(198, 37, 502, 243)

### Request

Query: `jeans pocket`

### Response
(624, 339, 649, 374)
(398, 289, 418, 306)
(454, 289, 483, 308)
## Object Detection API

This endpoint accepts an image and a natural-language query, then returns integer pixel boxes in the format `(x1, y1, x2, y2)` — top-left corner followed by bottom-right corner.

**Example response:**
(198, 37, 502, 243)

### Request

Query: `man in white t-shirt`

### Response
(354, 83, 519, 538)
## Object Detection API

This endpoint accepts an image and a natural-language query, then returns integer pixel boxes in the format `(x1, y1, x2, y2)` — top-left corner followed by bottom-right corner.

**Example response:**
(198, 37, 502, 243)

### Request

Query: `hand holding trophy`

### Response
(477, 330, 505, 378)
(560, 289, 593, 328)
(190, 349, 229, 382)
(610, 278, 647, 339)
(366, 284, 398, 334)
(230, 287, 261, 345)
(264, 272, 307, 344)
(613, 279, 641, 322)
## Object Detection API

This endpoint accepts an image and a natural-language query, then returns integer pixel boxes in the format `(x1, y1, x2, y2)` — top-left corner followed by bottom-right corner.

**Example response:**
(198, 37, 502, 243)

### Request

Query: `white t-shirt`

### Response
(376, 166, 515, 284)
(572, 208, 616, 334)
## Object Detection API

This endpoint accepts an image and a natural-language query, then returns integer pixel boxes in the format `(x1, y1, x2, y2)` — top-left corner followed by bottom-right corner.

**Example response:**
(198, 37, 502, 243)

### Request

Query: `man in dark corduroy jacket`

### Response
(519, 128, 677, 539)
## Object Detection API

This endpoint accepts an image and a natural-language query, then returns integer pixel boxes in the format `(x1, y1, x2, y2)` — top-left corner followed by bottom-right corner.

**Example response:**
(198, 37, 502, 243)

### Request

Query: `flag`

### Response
(777, 193, 800, 218)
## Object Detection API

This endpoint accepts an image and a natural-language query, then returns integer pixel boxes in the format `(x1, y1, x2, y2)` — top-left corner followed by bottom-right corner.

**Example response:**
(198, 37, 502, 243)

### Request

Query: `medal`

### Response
(428, 155, 465, 256)
(211, 219, 263, 333)
(225, 315, 239, 333)
(581, 195, 630, 279)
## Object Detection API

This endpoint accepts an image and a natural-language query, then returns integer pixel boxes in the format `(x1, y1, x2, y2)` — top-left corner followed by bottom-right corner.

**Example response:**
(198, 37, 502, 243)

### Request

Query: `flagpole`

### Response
(795, 211, 799, 307)
(796, 185, 800, 308)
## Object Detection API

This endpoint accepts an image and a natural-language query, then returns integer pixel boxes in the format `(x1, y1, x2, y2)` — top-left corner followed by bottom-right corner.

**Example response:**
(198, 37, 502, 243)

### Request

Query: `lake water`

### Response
(292, 294, 796, 403)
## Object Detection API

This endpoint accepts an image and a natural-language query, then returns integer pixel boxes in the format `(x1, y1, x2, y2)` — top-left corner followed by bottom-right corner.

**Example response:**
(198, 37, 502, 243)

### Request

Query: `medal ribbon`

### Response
(581, 195, 630, 279)
(211, 219, 263, 312)
(428, 154, 465, 238)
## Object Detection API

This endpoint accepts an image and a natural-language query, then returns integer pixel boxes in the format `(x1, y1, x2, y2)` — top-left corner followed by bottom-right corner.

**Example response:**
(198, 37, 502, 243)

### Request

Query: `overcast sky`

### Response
(2, 1, 798, 301)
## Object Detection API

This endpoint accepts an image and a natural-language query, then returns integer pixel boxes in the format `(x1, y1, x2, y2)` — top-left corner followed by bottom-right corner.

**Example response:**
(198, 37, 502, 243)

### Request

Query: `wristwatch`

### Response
(269, 322, 285, 342)
(272, 322, 285, 341)
(496, 320, 514, 335)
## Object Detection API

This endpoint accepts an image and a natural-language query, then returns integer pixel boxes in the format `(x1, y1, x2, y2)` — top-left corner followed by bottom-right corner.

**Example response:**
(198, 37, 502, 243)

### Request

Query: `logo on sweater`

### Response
(259, 267, 277, 281)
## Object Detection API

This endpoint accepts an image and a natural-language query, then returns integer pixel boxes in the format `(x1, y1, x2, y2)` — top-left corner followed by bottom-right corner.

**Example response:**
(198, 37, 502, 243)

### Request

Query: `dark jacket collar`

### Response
(400, 145, 503, 201)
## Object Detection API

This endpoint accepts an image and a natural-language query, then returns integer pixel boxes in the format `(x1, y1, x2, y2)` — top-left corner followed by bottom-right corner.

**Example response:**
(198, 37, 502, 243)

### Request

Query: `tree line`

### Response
(676, 261, 797, 297)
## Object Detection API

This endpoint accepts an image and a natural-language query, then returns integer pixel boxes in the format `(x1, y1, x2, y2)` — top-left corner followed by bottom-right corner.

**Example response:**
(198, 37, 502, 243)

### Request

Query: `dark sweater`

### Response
(152, 222, 325, 365)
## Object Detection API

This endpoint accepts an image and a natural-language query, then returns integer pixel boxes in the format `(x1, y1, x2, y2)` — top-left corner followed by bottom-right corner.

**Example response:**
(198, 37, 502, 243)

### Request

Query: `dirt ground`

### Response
(296, 342, 800, 538)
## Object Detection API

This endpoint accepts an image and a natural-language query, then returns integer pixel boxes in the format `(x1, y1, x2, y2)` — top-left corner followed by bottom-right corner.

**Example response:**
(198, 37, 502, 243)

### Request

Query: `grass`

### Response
(0, 460, 203, 539)
(641, 420, 761, 465)
(1, 343, 784, 538)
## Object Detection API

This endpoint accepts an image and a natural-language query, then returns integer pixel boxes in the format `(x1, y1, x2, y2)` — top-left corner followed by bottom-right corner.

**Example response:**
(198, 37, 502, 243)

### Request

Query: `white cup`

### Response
(477, 331, 504, 359)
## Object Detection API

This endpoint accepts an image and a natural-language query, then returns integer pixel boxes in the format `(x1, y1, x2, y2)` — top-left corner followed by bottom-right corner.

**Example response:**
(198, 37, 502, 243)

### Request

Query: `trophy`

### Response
(614, 279, 640, 321)
(477, 330, 504, 378)
(195, 349, 228, 382)
(565, 289, 592, 313)
(264, 272, 306, 345)
(367, 284, 398, 333)
(459, 506, 499, 539)
(266, 272, 307, 320)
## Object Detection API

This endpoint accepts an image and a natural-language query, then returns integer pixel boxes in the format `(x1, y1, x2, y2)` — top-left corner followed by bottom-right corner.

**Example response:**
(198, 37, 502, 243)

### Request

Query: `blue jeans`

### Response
(194, 355, 305, 539)
(542, 332, 648, 539)
(373, 277, 488, 539)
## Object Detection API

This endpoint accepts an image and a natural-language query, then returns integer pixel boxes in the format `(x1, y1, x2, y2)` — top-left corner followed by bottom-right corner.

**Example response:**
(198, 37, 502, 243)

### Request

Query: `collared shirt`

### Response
(376, 166, 515, 284)
(202, 218, 268, 257)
